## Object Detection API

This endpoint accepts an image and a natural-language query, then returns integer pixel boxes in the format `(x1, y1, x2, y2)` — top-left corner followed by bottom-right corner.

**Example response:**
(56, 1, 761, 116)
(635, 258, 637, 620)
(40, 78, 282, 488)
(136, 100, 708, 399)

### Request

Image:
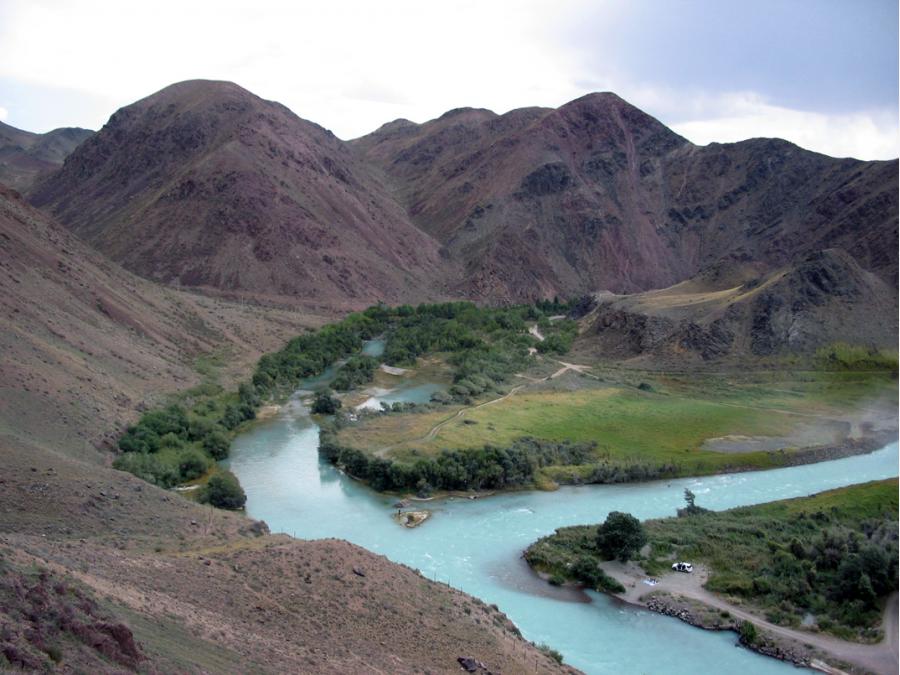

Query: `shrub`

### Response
(739, 621, 758, 645)
(176, 447, 210, 481)
(199, 471, 246, 510)
(311, 390, 342, 415)
(201, 429, 231, 460)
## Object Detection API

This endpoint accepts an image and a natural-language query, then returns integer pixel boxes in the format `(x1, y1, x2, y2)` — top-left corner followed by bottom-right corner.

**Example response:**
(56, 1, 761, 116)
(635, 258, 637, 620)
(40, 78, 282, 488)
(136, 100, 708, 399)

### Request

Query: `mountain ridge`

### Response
(26, 79, 898, 309)
(29, 79, 448, 308)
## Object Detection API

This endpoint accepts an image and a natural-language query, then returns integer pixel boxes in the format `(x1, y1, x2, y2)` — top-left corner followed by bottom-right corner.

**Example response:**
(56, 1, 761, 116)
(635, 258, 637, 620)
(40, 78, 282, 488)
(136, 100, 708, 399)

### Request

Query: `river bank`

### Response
(524, 479, 899, 674)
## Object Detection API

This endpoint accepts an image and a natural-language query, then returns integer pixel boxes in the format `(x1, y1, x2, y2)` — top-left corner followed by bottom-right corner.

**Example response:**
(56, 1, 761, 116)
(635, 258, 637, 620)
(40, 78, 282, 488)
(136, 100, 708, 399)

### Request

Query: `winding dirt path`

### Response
(603, 561, 899, 674)
(424, 384, 528, 440)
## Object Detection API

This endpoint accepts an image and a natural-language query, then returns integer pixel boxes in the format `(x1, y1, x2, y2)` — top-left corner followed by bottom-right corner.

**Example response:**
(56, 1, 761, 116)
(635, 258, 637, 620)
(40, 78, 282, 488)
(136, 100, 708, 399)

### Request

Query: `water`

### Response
(227, 360, 899, 674)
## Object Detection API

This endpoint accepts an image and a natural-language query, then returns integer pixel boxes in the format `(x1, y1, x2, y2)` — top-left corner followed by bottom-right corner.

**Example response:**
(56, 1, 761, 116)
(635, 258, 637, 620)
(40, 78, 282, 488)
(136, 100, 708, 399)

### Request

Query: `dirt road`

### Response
(602, 561, 899, 675)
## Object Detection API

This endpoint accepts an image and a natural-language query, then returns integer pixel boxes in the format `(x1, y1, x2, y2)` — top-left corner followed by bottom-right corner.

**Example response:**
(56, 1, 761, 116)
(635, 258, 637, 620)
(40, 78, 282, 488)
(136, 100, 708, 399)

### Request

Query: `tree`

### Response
(311, 389, 342, 414)
(200, 471, 246, 510)
(684, 488, 696, 509)
(596, 511, 647, 562)
(202, 428, 231, 460)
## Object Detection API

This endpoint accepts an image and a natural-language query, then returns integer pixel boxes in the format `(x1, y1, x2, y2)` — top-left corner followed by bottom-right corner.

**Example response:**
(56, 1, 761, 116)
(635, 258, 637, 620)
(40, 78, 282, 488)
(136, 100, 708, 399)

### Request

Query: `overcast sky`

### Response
(0, 0, 896, 159)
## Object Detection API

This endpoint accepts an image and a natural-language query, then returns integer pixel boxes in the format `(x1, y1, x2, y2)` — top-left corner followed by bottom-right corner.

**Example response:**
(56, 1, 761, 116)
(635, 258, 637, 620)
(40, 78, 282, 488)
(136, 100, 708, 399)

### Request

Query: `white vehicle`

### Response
(672, 562, 694, 573)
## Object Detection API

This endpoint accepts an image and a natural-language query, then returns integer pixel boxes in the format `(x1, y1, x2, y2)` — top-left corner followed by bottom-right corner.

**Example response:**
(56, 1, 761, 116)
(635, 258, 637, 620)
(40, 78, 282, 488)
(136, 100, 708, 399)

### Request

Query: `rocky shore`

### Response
(643, 593, 855, 673)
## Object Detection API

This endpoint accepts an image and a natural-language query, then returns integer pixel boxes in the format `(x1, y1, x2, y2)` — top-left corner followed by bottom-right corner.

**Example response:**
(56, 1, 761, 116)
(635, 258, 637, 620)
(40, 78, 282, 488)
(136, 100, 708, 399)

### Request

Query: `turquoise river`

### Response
(226, 343, 899, 674)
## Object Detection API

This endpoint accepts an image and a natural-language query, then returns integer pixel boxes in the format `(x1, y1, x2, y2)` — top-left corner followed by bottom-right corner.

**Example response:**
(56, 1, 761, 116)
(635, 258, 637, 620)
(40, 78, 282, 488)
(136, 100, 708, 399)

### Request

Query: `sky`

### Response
(0, 0, 897, 160)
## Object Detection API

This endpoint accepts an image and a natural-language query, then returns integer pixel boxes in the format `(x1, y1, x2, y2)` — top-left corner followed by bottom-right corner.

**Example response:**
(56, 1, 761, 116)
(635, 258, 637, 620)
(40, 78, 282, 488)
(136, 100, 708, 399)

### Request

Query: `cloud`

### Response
(668, 92, 898, 161)
(0, 0, 895, 159)
(0, 106, 7, 121)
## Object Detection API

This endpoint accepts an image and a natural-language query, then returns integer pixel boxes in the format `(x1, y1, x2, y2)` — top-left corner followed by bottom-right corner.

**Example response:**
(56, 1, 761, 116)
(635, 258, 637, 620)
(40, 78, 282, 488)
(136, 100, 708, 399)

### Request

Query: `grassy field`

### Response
(525, 480, 899, 641)
(336, 368, 897, 479)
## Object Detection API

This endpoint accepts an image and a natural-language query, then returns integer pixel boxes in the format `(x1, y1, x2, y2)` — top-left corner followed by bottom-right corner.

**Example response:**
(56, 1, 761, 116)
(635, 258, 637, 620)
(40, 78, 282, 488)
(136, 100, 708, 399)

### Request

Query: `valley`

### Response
(1, 76, 896, 674)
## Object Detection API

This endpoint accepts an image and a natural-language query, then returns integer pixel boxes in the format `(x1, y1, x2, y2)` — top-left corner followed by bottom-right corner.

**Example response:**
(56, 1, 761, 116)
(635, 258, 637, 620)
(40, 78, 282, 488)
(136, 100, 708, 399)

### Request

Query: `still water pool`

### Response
(227, 353, 898, 674)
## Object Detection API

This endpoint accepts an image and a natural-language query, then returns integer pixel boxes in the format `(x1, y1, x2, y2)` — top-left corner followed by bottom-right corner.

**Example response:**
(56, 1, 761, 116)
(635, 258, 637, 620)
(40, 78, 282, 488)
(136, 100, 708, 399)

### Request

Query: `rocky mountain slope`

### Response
(1, 434, 570, 674)
(29, 82, 897, 308)
(29, 81, 447, 308)
(354, 93, 898, 302)
(0, 182, 569, 673)
(0, 184, 326, 459)
(0, 121, 92, 191)
(579, 248, 898, 363)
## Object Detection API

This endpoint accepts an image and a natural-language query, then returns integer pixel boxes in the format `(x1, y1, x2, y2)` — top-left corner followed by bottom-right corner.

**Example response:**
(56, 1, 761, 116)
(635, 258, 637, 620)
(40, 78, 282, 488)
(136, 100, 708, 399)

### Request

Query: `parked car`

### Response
(672, 562, 694, 573)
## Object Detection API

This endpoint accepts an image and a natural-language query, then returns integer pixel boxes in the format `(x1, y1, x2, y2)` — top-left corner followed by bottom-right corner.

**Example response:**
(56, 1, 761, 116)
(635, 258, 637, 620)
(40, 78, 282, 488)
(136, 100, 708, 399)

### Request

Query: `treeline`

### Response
(542, 460, 681, 486)
(320, 434, 597, 493)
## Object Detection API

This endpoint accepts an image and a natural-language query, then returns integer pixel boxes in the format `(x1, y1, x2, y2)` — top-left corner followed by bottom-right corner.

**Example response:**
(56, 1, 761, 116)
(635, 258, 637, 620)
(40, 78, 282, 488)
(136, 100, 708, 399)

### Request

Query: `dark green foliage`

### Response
(677, 488, 709, 517)
(199, 471, 246, 510)
(201, 428, 231, 460)
(320, 433, 596, 492)
(176, 447, 210, 481)
(643, 480, 899, 638)
(112, 452, 179, 488)
(739, 621, 758, 645)
(596, 512, 647, 562)
(572, 555, 626, 593)
(332, 355, 378, 391)
(311, 390, 342, 415)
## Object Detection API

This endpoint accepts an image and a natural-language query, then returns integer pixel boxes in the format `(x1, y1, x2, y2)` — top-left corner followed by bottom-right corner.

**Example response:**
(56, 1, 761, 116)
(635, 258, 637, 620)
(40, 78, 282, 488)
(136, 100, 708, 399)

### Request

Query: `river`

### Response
(226, 342, 899, 674)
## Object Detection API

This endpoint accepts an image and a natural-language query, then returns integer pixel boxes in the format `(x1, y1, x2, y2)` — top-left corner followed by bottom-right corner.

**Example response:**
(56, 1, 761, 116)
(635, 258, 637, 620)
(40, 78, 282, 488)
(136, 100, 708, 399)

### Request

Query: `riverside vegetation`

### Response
(112, 300, 578, 505)
(525, 480, 899, 641)
(113, 296, 897, 505)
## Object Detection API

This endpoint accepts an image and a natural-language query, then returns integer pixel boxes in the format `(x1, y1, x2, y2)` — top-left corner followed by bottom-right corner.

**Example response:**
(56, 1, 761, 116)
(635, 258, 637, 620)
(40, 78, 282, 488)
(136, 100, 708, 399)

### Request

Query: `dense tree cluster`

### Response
(332, 355, 378, 391)
(320, 435, 597, 492)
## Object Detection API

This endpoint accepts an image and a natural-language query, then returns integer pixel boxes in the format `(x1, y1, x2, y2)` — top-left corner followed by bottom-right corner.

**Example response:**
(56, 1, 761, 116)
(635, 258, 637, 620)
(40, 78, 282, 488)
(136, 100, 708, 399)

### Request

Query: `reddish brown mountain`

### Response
(353, 92, 898, 302)
(29, 80, 446, 307)
(28, 83, 897, 307)
(0, 184, 324, 458)
(0, 121, 92, 190)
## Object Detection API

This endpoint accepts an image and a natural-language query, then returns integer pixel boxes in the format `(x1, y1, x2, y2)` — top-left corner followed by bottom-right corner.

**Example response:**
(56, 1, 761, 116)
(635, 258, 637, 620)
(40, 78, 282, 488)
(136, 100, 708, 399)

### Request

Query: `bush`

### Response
(536, 643, 564, 664)
(312, 390, 342, 415)
(200, 471, 246, 510)
(202, 428, 231, 460)
(176, 447, 210, 481)
(739, 620, 758, 645)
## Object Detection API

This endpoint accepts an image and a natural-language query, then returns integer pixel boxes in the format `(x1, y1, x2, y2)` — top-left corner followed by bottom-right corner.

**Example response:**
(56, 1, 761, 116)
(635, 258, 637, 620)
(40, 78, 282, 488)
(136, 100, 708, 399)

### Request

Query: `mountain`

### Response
(28, 82, 897, 308)
(0, 183, 325, 458)
(578, 248, 898, 363)
(353, 93, 898, 302)
(0, 121, 92, 190)
(0, 184, 567, 674)
(29, 80, 446, 308)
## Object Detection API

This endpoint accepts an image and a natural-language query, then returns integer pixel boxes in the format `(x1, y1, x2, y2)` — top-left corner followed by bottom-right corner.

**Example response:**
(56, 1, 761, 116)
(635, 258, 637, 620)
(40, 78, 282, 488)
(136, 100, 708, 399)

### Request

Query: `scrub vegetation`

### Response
(525, 480, 899, 640)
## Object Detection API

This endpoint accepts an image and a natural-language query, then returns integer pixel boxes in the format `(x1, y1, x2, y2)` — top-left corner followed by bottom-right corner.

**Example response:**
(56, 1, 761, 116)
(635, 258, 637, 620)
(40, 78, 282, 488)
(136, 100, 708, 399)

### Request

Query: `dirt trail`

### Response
(424, 384, 528, 440)
(603, 561, 899, 675)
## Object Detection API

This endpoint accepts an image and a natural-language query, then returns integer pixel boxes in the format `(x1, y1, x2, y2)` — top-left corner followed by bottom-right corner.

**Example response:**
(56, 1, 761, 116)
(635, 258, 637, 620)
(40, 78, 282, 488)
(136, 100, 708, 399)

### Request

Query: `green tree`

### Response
(200, 471, 246, 510)
(596, 511, 647, 562)
(311, 389, 342, 415)
(202, 428, 231, 460)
